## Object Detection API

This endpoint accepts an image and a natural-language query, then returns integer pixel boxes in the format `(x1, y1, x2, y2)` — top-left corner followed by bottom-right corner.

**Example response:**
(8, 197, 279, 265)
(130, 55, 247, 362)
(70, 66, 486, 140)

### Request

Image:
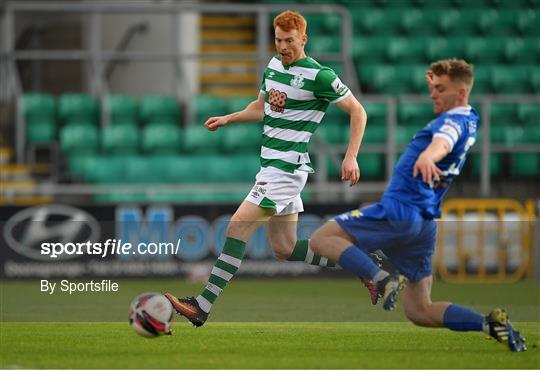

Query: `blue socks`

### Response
(443, 304, 484, 331)
(338, 246, 382, 279)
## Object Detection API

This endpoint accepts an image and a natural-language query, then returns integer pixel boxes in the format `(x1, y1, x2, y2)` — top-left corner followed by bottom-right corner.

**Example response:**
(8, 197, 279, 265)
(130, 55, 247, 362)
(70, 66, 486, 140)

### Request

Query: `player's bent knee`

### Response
(269, 239, 294, 260)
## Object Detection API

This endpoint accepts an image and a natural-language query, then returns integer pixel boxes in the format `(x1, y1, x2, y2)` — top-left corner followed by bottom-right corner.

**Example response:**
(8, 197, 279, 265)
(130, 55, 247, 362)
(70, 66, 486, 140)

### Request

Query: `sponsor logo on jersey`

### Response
(331, 77, 347, 95)
(268, 88, 287, 113)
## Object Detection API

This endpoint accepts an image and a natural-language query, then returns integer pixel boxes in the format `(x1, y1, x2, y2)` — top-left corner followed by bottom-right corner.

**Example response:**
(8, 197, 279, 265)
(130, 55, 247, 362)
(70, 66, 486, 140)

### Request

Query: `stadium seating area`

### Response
(19, 1, 539, 202)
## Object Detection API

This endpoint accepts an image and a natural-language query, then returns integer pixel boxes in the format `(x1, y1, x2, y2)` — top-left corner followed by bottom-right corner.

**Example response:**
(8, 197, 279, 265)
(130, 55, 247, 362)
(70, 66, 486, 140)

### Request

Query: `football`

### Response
(129, 293, 174, 337)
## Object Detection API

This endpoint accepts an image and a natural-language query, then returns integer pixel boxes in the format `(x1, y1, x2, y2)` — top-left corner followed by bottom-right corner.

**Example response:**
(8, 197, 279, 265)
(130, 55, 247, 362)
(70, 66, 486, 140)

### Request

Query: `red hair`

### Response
(273, 10, 307, 35)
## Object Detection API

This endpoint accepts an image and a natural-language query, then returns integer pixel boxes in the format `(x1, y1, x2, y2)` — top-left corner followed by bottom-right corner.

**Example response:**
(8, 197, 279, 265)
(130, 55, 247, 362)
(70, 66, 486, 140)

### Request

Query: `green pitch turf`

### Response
(1, 279, 539, 368)
(1, 322, 539, 369)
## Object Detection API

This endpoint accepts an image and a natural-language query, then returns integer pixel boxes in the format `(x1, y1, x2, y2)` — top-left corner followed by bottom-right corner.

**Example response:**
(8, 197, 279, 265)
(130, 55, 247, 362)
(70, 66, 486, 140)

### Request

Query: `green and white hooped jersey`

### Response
(259, 55, 351, 174)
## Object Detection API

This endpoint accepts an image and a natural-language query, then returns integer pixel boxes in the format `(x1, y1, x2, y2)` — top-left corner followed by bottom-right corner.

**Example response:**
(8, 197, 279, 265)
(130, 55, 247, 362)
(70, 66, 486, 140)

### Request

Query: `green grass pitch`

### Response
(1, 279, 539, 369)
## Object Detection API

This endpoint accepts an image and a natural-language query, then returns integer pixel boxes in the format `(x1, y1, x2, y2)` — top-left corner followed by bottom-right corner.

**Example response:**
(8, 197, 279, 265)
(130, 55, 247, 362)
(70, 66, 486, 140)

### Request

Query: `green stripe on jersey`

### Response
(260, 158, 299, 173)
(262, 135, 308, 153)
(264, 116, 319, 133)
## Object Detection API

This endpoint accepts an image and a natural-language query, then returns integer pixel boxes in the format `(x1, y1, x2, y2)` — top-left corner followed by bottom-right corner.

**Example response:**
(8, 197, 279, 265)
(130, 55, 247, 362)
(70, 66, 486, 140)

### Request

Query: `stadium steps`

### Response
(0, 146, 53, 205)
(199, 14, 258, 97)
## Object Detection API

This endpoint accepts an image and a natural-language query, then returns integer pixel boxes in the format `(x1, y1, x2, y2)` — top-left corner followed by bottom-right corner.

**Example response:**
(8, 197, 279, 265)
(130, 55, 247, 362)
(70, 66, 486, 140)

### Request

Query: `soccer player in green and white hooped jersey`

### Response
(165, 10, 368, 327)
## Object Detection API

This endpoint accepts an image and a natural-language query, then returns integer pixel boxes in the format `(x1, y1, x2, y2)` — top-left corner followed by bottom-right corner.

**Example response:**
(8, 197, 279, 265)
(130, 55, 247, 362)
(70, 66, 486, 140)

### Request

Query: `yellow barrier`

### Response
(435, 199, 536, 282)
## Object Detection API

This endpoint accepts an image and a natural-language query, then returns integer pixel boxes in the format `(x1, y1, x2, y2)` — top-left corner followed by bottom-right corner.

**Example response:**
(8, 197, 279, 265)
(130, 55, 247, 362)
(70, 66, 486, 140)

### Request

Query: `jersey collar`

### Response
(446, 105, 472, 115)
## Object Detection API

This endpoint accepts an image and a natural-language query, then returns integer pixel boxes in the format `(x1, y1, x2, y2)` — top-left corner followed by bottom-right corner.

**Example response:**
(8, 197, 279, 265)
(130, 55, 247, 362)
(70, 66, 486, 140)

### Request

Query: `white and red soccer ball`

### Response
(129, 293, 174, 337)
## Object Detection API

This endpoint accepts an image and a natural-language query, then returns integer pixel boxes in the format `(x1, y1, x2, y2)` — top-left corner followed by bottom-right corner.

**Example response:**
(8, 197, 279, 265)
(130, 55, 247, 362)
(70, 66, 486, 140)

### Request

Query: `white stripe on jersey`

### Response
(268, 57, 319, 80)
(264, 102, 325, 124)
(265, 79, 315, 101)
(261, 146, 311, 164)
(263, 125, 312, 143)
(433, 133, 456, 151)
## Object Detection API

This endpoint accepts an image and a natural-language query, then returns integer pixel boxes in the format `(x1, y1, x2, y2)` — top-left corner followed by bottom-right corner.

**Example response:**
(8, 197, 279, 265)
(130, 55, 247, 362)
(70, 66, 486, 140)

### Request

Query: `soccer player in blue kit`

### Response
(309, 59, 527, 352)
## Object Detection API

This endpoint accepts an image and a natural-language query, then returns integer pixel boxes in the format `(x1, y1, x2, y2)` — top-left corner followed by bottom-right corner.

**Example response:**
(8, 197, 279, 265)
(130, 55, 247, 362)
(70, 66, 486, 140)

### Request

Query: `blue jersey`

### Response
(383, 105, 480, 219)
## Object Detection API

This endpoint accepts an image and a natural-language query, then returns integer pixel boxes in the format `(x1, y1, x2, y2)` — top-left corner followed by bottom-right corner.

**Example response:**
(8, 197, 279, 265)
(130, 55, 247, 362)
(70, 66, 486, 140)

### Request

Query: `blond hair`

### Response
(430, 59, 474, 86)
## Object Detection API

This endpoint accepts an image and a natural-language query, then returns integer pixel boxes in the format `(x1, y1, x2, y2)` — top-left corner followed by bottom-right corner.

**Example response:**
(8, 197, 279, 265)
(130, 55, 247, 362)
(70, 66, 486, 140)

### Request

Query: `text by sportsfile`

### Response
(40, 238, 182, 259)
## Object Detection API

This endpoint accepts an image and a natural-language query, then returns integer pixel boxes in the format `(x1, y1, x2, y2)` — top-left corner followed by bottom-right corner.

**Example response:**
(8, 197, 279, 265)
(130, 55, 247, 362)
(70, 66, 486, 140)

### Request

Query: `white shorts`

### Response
(245, 166, 309, 216)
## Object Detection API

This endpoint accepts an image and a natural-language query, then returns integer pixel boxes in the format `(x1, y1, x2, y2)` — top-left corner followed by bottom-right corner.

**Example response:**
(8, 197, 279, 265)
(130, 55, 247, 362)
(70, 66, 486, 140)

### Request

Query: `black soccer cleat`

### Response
(485, 308, 527, 352)
(361, 252, 398, 305)
(376, 274, 406, 311)
(164, 293, 208, 327)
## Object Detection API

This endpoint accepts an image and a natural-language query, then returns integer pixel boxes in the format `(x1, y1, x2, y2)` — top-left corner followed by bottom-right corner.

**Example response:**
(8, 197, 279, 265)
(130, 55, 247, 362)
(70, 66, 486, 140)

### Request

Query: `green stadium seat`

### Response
(124, 155, 166, 183)
(471, 66, 491, 94)
(21, 93, 57, 144)
(396, 125, 422, 144)
(141, 122, 182, 154)
(352, 37, 387, 62)
(105, 94, 137, 123)
(476, 9, 516, 36)
(207, 155, 260, 182)
(398, 103, 434, 126)
(430, 9, 477, 36)
(183, 124, 223, 153)
(27, 119, 56, 144)
(307, 35, 340, 54)
(479, 124, 509, 144)
(490, 103, 517, 126)
(385, 38, 424, 62)
(163, 155, 207, 183)
(58, 93, 99, 125)
(222, 124, 262, 153)
(84, 155, 126, 184)
(101, 122, 139, 154)
(470, 153, 502, 176)
(517, 104, 540, 125)
(22, 93, 55, 121)
(511, 153, 540, 176)
(503, 37, 540, 63)
(490, 65, 531, 94)
(358, 65, 402, 94)
(424, 37, 464, 63)
(464, 37, 504, 63)
(531, 67, 540, 93)
(139, 95, 180, 125)
(514, 8, 539, 35)
(68, 154, 97, 179)
(352, 8, 395, 35)
(521, 124, 540, 143)
(398, 9, 431, 35)
(228, 96, 255, 113)
(194, 95, 227, 124)
(317, 123, 348, 144)
(358, 123, 386, 144)
(60, 122, 99, 154)
(23, 92, 56, 144)
(362, 102, 387, 125)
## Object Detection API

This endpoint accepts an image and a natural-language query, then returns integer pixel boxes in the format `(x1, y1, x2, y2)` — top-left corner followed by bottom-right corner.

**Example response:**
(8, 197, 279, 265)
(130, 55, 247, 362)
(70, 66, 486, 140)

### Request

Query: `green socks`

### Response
(287, 239, 337, 267)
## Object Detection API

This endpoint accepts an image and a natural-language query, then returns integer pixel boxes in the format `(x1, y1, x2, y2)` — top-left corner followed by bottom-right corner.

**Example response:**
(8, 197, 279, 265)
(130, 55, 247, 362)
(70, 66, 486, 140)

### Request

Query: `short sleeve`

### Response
(431, 116, 465, 152)
(260, 68, 267, 93)
(314, 68, 351, 103)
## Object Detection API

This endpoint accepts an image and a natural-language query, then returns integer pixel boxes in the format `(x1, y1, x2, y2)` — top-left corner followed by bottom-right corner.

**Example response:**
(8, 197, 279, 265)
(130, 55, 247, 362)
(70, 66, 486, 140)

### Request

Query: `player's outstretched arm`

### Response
(336, 94, 367, 186)
(413, 137, 450, 184)
(204, 92, 265, 131)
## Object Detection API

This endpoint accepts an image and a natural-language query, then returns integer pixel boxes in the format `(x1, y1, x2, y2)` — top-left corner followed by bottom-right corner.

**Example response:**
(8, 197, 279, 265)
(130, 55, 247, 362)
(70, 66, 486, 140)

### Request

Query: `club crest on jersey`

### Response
(268, 88, 287, 113)
(290, 74, 304, 89)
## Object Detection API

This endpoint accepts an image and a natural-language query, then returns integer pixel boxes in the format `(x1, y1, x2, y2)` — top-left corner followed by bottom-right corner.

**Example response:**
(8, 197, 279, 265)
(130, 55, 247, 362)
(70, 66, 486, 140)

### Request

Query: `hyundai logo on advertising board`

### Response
(3, 205, 100, 261)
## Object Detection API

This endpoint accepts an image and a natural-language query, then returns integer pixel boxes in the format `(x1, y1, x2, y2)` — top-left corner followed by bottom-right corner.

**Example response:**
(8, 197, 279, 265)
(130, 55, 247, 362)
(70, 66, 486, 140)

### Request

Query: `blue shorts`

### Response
(335, 197, 437, 282)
